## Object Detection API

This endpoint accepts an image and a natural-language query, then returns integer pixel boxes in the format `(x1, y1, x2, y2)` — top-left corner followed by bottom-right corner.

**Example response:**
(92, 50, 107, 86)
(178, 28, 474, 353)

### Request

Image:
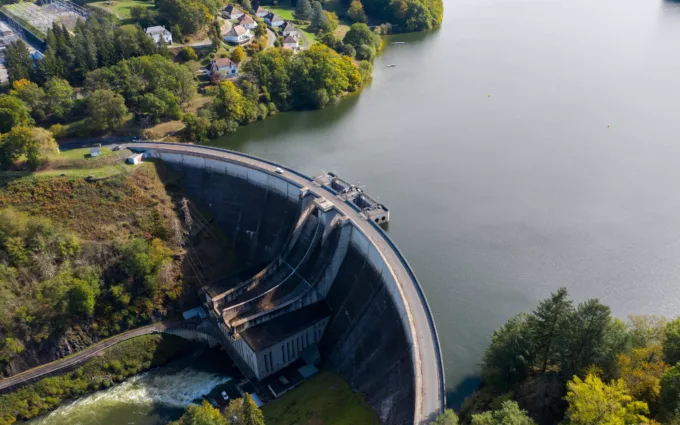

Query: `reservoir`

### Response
(212, 0, 680, 406)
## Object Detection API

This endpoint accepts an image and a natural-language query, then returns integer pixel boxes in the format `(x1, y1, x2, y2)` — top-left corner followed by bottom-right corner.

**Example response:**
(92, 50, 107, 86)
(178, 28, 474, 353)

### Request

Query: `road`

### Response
(0, 321, 182, 392)
(130, 142, 445, 424)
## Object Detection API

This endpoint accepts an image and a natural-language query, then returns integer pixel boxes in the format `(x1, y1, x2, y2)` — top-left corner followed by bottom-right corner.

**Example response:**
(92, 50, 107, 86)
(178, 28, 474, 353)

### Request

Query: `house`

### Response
(145, 26, 172, 45)
(254, 5, 269, 17)
(90, 147, 101, 157)
(210, 57, 239, 78)
(280, 21, 298, 37)
(264, 12, 284, 27)
(237, 14, 258, 29)
(282, 34, 298, 50)
(223, 25, 251, 44)
(126, 153, 144, 165)
(222, 4, 245, 19)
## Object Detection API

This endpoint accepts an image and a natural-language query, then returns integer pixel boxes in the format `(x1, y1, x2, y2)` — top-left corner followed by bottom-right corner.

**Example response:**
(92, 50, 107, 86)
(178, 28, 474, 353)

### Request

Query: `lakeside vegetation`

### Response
(0, 334, 190, 425)
(434, 288, 680, 425)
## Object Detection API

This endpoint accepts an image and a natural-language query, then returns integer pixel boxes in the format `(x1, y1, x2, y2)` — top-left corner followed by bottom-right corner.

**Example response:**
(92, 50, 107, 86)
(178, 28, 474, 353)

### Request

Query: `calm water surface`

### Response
(211, 0, 680, 405)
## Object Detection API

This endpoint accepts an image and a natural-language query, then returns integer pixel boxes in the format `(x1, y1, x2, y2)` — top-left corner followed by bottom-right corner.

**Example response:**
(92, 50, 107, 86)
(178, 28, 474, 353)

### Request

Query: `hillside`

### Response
(0, 148, 210, 377)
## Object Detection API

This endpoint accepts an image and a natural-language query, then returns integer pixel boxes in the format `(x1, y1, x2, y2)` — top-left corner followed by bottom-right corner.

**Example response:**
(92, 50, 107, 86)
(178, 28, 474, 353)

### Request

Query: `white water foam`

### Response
(28, 368, 231, 425)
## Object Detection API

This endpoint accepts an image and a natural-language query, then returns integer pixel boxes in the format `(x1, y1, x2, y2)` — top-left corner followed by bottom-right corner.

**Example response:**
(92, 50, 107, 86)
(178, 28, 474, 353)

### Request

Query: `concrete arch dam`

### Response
(132, 142, 445, 425)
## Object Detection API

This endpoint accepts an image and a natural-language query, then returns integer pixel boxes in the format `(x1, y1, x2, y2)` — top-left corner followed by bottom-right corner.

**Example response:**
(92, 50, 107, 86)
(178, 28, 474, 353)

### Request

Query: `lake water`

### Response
(212, 0, 680, 406)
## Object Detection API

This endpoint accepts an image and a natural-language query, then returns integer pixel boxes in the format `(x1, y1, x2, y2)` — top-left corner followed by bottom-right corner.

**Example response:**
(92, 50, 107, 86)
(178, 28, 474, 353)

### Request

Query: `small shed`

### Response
(90, 147, 101, 157)
(126, 153, 144, 165)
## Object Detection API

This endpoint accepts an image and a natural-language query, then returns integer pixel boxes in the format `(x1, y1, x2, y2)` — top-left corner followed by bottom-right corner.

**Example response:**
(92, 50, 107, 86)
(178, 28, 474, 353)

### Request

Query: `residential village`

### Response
(0, 0, 381, 150)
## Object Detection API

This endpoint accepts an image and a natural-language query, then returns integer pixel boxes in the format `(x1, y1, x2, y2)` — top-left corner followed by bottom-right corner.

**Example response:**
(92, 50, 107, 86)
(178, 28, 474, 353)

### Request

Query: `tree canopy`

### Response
(565, 373, 652, 425)
(87, 89, 129, 133)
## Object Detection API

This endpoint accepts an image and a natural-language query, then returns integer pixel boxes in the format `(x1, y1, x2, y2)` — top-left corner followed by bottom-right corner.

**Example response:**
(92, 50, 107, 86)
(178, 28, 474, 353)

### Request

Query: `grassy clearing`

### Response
(262, 371, 379, 425)
(0, 159, 172, 242)
(88, 0, 154, 20)
(267, 6, 319, 44)
(52, 147, 112, 160)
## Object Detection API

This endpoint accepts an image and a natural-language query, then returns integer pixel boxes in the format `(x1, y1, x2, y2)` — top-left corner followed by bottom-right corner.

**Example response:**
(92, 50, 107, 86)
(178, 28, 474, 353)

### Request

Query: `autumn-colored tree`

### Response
(433, 409, 459, 425)
(618, 344, 667, 413)
(347, 0, 367, 23)
(565, 373, 652, 425)
(231, 46, 245, 63)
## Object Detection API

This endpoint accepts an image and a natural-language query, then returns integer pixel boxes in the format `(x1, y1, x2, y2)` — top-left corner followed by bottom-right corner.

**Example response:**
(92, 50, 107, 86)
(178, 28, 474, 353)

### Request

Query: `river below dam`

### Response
(212, 0, 680, 407)
(23, 348, 233, 425)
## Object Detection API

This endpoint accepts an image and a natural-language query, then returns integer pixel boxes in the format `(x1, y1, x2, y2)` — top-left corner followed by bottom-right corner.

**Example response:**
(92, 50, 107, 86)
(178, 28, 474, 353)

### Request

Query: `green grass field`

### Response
(88, 0, 154, 20)
(53, 147, 112, 160)
(262, 371, 378, 425)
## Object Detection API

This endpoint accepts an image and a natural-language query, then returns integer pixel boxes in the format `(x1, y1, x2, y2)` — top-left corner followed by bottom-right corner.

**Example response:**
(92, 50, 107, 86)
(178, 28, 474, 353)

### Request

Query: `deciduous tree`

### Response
(565, 373, 651, 425)
(664, 318, 680, 366)
(434, 409, 459, 425)
(347, 0, 367, 23)
(231, 46, 245, 63)
(0, 95, 33, 133)
(87, 89, 128, 133)
(10, 79, 47, 122)
(471, 400, 536, 425)
(44, 78, 75, 119)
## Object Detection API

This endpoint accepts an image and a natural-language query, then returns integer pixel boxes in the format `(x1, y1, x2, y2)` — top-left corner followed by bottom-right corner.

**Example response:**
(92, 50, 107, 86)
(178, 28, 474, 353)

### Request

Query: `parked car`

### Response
(275, 167, 284, 174)
(221, 391, 229, 401)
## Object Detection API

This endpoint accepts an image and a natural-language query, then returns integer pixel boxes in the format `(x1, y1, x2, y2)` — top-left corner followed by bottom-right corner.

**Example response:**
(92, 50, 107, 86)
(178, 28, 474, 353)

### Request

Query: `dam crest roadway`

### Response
(130, 142, 445, 425)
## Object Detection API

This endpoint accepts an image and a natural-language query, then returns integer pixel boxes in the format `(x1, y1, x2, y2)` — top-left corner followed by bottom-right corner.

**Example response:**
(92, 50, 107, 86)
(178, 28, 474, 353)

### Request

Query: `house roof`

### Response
(281, 21, 295, 31)
(268, 13, 284, 22)
(145, 26, 168, 35)
(240, 302, 331, 352)
(255, 5, 268, 12)
(283, 34, 297, 44)
(238, 14, 255, 24)
(226, 25, 248, 37)
(213, 57, 235, 68)
(224, 4, 244, 14)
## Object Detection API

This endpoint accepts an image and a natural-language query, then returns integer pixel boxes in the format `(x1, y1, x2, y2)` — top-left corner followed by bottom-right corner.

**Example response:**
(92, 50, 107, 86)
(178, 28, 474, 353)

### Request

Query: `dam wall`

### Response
(140, 144, 444, 425)
(160, 153, 301, 265)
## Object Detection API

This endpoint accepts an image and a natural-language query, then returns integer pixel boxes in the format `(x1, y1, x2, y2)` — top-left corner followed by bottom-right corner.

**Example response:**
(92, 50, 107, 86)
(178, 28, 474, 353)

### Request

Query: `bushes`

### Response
(0, 335, 189, 425)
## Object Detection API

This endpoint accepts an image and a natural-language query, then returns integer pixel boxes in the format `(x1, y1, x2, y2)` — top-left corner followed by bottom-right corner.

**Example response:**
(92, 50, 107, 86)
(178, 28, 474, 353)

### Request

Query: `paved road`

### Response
(0, 321, 182, 392)
(131, 142, 444, 424)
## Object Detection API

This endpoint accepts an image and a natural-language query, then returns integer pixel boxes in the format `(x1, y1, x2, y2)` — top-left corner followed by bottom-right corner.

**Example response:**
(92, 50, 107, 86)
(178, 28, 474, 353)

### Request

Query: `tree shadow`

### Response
(446, 375, 481, 409)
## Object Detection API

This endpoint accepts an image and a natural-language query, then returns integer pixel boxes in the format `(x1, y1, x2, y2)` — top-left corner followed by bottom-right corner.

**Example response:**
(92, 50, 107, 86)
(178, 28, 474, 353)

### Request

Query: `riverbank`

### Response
(0, 335, 191, 425)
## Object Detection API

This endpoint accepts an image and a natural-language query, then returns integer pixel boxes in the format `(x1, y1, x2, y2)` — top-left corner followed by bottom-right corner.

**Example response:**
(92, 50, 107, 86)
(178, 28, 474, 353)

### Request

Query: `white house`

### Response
(254, 5, 269, 17)
(224, 25, 251, 44)
(145, 26, 172, 45)
(222, 4, 245, 19)
(210, 58, 239, 78)
(237, 14, 258, 30)
(264, 12, 284, 27)
(281, 21, 298, 37)
(282, 34, 298, 50)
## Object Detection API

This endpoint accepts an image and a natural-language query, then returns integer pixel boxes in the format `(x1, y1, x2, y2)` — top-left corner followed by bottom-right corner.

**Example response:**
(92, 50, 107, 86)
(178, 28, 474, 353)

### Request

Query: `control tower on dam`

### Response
(131, 143, 445, 425)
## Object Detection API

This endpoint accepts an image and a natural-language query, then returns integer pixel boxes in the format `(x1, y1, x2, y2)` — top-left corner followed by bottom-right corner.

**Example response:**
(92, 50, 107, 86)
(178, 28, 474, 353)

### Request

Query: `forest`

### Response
(434, 288, 680, 425)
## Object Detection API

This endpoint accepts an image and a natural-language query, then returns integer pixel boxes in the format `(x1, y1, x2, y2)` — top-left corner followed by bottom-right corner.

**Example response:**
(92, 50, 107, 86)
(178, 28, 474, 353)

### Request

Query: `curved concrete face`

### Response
(132, 143, 445, 425)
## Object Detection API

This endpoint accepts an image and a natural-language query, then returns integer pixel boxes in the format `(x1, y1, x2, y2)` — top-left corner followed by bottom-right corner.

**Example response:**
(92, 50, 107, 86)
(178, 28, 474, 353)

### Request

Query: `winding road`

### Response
(0, 321, 182, 392)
